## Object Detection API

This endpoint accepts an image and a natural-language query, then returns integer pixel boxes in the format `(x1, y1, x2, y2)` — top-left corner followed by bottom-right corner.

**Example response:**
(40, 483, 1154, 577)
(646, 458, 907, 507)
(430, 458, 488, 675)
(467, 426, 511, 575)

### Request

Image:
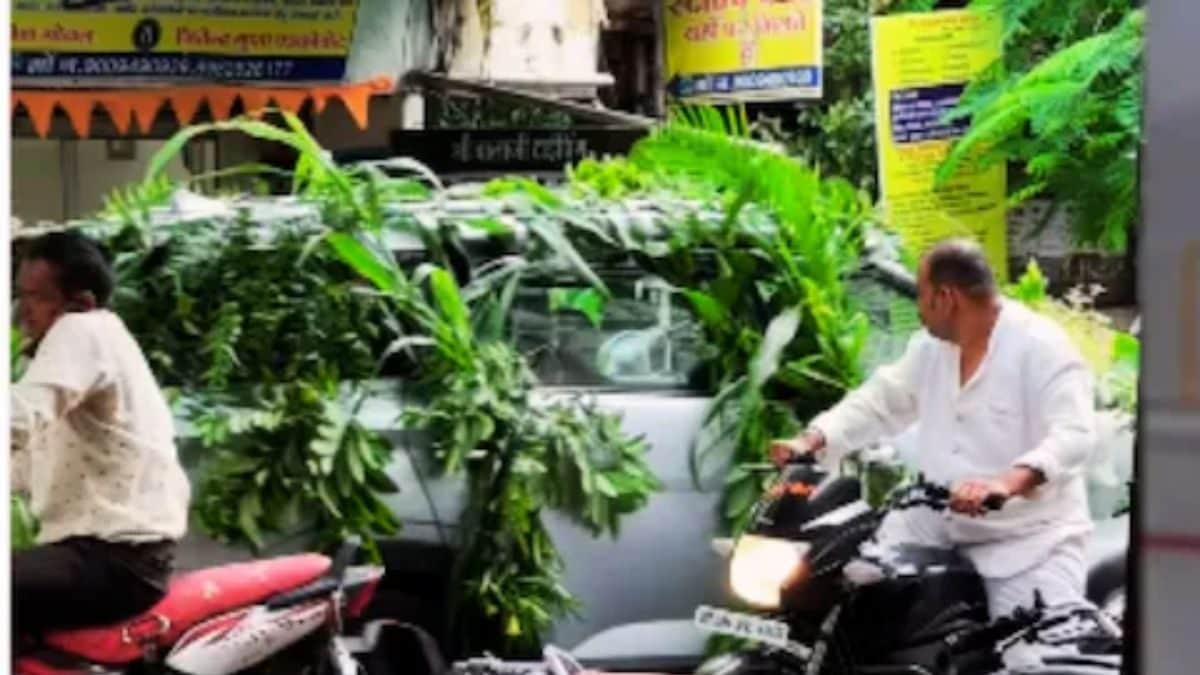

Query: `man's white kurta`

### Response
(811, 300, 1096, 579)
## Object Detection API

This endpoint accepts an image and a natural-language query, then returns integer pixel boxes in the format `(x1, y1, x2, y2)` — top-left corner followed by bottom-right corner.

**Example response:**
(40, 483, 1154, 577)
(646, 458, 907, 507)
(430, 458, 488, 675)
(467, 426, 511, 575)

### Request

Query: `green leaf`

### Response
(526, 219, 610, 295)
(326, 232, 402, 294)
(316, 481, 343, 518)
(684, 290, 730, 328)
(428, 268, 472, 339)
(749, 307, 802, 388)
(1111, 332, 1140, 369)
(238, 492, 264, 550)
(348, 440, 367, 484)
(463, 216, 515, 237)
(595, 474, 618, 498)
(146, 118, 308, 184)
(548, 288, 607, 328)
(722, 474, 759, 520)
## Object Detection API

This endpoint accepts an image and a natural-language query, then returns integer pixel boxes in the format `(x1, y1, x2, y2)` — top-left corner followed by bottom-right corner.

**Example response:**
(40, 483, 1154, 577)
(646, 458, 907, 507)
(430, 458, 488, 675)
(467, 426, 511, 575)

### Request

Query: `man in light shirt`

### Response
(771, 239, 1096, 618)
(11, 231, 191, 635)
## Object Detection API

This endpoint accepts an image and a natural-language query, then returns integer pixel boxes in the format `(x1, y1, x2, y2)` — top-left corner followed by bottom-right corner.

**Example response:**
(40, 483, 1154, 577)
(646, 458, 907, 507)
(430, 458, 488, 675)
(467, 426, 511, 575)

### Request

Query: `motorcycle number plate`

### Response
(694, 605, 790, 648)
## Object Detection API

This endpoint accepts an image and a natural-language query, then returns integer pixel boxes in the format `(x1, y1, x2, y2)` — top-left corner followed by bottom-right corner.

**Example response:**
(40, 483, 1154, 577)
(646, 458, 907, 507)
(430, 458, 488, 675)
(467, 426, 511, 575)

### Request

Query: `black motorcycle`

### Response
(693, 458, 1123, 675)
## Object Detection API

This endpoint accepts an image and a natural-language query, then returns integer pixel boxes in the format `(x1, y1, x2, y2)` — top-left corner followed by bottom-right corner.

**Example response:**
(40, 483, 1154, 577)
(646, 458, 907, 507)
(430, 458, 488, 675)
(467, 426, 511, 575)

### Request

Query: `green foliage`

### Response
(567, 157, 652, 199)
(101, 174, 176, 227)
(791, 96, 878, 192)
(1105, 332, 1139, 415)
(772, 0, 1143, 250)
(11, 327, 26, 381)
(11, 328, 38, 550)
(1005, 260, 1139, 414)
(327, 226, 660, 655)
(149, 117, 658, 655)
(567, 107, 874, 531)
(938, 5, 1143, 251)
(765, 0, 934, 193)
(548, 288, 607, 329)
(78, 171, 405, 556)
(102, 214, 386, 389)
(190, 381, 400, 557)
(969, 0, 1134, 67)
(704, 634, 755, 659)
(11, 496, 38, 550)
(400, 342, 658, 651)
(1005, 257, 1050, 303)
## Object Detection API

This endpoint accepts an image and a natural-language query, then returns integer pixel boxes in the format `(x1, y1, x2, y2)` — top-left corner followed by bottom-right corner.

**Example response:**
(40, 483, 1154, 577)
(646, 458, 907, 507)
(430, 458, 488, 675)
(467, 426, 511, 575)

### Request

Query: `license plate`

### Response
(694, 605, 790, 649)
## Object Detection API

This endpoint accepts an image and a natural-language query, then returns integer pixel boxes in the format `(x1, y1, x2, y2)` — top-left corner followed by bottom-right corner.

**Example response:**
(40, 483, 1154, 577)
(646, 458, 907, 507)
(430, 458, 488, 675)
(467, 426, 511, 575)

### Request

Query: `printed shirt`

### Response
(11, 311, 190, 545)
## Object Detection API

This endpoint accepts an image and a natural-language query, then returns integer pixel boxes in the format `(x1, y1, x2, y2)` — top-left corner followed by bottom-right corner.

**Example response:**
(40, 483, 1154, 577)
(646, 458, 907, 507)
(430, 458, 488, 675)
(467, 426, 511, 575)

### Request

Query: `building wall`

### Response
(344, 0, 436, 83)
(10, 139, 65, 225)
(10, 139, 190, 226)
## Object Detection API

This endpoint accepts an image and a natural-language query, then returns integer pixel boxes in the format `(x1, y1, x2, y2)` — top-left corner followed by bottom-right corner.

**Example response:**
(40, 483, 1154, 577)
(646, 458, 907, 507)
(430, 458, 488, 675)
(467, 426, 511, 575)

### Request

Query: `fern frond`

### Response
(935, 8, 1142, 251)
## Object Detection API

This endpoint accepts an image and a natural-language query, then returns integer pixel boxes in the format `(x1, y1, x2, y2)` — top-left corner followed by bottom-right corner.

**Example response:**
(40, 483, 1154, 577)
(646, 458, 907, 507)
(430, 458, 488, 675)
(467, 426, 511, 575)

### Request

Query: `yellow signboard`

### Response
(664, 0, 823, 101)
(12, 1, 358, 82)
(871, 10, 1008, 279)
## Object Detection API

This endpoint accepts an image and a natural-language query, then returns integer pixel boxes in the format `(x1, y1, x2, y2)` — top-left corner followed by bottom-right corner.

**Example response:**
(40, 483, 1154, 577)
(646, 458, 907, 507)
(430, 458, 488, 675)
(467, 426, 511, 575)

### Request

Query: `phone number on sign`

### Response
(13, 53, 299, 80)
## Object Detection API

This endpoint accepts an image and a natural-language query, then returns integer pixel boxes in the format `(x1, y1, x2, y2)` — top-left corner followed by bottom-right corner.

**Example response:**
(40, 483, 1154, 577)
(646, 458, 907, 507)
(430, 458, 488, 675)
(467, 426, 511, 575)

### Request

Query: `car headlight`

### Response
(729, 534, 809, 609)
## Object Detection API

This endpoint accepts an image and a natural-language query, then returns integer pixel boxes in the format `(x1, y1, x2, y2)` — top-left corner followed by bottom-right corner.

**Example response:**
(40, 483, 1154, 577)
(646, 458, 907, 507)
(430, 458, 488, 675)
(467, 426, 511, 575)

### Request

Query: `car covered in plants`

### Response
(18, 189, 1129, 669)
(9, 110, 1135, 669)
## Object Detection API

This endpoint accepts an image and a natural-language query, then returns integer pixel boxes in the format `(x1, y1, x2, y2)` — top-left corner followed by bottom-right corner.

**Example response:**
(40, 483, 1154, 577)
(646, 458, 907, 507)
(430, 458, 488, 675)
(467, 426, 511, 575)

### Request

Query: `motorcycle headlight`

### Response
(729, 535, 810, 609)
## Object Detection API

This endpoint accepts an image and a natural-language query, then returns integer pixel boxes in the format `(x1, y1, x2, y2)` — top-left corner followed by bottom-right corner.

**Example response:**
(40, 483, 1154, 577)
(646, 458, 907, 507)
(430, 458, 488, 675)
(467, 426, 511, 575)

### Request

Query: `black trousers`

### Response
(13, 537, 175, 637)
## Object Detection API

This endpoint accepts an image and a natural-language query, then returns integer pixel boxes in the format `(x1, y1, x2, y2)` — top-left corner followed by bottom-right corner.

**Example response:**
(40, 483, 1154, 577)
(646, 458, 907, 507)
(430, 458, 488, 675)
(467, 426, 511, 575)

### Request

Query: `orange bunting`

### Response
(59, 98, 97, 138)
(94, 95, 134, 135)
(238, 89, 272, 119)
(334, 85, 372, 130)
(168, 93, 205, 127)
(129, 94, 169, 134)
(203, 88, 242, 122)
(12, 76, 395, 139)
(308, 86, 338, 116)
(17, 93, 60, 138)
(265, 89, 309, 116)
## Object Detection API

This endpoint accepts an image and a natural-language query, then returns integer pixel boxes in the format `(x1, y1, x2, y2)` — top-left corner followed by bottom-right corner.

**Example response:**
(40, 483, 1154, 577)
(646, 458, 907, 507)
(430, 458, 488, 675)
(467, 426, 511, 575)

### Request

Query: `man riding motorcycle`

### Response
(771, 239, 1097, 620)
(11, 231, 191, 637)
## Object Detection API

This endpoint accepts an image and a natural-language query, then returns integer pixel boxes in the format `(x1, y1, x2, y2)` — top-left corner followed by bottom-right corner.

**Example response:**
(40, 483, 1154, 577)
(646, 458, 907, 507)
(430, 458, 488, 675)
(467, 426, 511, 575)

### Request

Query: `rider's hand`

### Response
(768, 430, 825, 468)
(949, 477, 1011, 517)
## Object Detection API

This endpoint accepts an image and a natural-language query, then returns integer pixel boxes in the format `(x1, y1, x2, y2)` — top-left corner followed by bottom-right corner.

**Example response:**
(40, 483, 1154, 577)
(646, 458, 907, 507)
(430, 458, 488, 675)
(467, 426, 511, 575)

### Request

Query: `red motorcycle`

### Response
(16, 538, 383, 675)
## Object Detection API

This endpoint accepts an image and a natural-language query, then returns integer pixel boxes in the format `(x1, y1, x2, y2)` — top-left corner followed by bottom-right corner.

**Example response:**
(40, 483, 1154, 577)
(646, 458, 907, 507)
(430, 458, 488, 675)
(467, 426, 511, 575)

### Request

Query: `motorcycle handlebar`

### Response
(888, 480, 1008, 514)
(982, 493, 1008, 511)
(784, 452, 818, 466)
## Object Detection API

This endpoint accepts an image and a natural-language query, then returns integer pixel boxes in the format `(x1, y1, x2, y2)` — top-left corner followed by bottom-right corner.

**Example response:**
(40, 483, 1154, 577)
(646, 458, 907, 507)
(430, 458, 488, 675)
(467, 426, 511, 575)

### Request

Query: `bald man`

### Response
(772, 239, 1097, 619)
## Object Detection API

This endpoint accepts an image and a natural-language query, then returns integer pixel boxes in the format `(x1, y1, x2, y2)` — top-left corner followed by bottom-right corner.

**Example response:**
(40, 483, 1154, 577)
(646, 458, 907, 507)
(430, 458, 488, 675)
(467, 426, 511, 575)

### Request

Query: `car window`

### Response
(511, 278, 707, 391)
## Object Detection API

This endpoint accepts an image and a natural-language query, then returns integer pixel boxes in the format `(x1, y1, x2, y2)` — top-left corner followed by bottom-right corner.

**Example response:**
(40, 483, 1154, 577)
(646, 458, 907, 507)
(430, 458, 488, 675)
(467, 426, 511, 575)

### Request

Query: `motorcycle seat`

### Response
(40, 553, 332, 665)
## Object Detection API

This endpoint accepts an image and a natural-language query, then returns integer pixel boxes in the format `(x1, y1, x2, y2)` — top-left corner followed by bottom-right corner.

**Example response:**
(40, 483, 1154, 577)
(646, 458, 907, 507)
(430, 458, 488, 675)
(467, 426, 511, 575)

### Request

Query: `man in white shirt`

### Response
(771, 239, 1097, 619)
(11, 231, 191, 636)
